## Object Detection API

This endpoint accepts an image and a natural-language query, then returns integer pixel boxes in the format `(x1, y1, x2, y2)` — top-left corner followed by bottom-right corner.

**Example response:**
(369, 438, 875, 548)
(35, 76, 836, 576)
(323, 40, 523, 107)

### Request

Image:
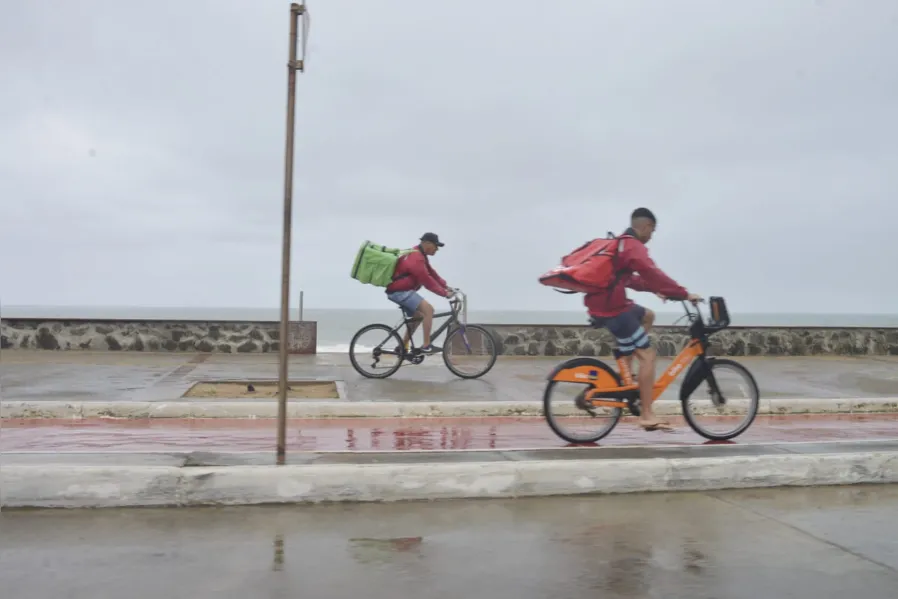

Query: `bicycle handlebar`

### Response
(448, 288, 468, 323)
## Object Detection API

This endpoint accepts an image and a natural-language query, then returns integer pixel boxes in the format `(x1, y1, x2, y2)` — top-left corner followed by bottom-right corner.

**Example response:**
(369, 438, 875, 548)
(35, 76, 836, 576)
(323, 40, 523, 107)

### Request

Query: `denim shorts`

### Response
(589, 304, 650, 356)
(387, 290, 424, 318)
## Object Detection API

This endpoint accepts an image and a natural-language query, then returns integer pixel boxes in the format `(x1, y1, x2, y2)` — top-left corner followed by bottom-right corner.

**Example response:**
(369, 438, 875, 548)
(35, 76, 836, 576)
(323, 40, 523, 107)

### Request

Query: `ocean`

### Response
(3, 305, 898, 352)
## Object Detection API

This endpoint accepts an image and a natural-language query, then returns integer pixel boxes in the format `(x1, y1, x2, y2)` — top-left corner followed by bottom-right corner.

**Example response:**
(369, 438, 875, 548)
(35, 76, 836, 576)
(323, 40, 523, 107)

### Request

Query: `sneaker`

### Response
(419, 344, 441, 355)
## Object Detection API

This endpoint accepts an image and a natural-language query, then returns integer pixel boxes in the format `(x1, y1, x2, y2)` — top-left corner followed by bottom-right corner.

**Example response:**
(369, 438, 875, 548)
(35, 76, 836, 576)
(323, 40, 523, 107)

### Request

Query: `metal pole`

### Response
(277, 2, 303, 466)
(299, 290, 304, 322)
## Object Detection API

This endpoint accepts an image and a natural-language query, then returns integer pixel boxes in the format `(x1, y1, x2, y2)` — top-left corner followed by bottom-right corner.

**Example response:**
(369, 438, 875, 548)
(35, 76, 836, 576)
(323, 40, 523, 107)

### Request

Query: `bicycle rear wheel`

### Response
(442, 324, 498, 379)
(681, 358, 760, 440)
(349, 324, 404, 379)
(543, 380, 623, 444)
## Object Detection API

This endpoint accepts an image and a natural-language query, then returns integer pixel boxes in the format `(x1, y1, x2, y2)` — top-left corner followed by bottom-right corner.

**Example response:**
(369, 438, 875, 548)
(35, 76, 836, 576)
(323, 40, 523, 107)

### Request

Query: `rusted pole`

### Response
(277, 2, 304, 466)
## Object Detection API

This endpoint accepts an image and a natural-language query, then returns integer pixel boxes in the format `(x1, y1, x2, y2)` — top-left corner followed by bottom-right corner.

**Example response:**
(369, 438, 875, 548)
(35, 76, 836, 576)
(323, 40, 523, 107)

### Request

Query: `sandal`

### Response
(640, 421, 675, 432)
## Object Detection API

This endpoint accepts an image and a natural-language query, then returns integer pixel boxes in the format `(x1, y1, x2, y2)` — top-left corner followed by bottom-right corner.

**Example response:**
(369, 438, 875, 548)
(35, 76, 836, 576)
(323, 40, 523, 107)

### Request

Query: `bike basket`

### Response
(709, 296, 730, 327)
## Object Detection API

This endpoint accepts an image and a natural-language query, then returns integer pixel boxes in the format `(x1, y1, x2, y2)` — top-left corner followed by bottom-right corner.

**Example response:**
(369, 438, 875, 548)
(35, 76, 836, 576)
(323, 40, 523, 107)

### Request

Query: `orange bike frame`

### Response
(550, 339, 706, 410)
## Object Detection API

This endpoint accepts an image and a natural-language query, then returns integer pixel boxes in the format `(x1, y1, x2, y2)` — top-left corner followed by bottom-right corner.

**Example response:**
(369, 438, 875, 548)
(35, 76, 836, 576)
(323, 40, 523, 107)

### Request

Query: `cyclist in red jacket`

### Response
(386, 232, 455, 354)
(586, 208, 702, 431)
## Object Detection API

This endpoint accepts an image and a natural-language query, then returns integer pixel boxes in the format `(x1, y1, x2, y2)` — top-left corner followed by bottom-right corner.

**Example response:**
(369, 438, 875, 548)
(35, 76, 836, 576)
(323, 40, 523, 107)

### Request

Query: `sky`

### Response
(2, 0, 897, 314)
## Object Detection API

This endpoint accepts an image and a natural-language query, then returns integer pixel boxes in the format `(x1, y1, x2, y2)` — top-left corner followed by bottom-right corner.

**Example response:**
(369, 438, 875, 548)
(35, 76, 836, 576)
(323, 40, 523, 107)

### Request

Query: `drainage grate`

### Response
(157, 354, 211, 384)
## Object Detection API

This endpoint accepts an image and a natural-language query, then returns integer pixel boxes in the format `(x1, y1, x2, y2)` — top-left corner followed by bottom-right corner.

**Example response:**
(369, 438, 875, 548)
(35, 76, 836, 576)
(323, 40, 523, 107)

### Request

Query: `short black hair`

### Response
(631, 207, 656, 224)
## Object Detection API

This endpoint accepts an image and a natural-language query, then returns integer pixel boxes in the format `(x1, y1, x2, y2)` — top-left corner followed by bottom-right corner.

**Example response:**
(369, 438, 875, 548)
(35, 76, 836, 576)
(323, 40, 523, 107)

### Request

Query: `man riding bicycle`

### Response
(385, 232, 455, 354)
(586, 208, 702, 431)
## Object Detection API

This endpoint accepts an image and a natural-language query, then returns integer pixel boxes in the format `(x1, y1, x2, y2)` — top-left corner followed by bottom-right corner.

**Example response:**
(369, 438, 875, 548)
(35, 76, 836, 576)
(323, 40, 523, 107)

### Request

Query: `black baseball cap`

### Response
(420, 232, 444, 247)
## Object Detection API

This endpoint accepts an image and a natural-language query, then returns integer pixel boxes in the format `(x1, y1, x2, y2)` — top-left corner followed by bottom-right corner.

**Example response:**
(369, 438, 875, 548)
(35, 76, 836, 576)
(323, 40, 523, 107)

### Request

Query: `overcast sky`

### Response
(2, 0, 897, 314)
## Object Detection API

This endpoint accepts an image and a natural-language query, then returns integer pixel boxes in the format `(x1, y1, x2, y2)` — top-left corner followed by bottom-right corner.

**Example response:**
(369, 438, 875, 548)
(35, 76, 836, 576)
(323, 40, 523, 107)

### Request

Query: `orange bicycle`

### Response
(543, 296, 760, 442)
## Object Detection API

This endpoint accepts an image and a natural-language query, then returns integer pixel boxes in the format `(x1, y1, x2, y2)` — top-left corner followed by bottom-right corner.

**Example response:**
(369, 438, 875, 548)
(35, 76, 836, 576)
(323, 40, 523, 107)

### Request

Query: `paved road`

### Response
(3, 350, 898, 403)
(2, 485, 897, 598)
(4, 413, 898, 452)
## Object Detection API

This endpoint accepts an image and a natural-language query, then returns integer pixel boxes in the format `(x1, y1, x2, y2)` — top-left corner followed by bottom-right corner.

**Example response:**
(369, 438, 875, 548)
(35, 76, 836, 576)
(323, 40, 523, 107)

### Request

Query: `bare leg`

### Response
(620, 309, 655, 382)
(633, 347, 657, 423)
(633, 309, 671, 430)
(418, 300, 434, 346)
(642, 308, 656, 332)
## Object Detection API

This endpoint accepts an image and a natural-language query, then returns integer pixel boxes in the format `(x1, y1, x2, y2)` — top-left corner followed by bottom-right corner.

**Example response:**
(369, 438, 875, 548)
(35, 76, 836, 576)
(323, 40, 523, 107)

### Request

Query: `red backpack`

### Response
(538, 233, 632, 294)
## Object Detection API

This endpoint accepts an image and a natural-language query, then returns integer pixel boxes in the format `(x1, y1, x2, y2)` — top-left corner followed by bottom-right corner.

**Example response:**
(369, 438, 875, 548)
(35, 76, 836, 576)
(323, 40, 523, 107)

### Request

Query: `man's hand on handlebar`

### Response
(655, 292, 704, 305)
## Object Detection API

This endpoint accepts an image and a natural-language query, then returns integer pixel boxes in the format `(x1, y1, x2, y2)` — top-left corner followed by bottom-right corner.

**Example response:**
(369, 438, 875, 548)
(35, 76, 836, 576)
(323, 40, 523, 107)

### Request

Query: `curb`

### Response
(3, 450, 897, 508)
(3, 397, 898, 420)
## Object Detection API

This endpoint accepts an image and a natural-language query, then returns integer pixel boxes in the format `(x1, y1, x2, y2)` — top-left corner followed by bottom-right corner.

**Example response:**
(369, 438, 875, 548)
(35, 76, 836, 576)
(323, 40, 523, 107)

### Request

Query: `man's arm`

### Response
(429, 264, 448, 288)
(407, 254, 450, 297)
(623, 273, 650, 292)
(624, 243, 689, 300)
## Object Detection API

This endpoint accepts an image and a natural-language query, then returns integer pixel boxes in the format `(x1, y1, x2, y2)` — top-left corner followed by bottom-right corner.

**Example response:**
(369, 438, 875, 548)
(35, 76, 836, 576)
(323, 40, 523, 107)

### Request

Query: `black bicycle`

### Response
(349, 289, 499, 379)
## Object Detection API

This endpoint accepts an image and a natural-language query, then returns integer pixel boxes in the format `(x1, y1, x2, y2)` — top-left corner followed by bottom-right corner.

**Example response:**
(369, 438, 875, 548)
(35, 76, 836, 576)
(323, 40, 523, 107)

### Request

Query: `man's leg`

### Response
(417, 300, 435, 348)
(633, 346, 669, 428)
(401, 303, 435, 349)
(394, 293, 434, 349)
(605, 305, 670, 430)
(388, 291, 420, 350)
(402, 313, 420, 347)
(621, 307, 655, 378)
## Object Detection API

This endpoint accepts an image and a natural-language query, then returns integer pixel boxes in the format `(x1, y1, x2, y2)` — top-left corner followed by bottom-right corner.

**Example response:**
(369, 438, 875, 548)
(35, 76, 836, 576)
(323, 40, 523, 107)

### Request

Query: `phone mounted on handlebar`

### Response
(680, 296, 731, 339)
(708, 296, 730, 328)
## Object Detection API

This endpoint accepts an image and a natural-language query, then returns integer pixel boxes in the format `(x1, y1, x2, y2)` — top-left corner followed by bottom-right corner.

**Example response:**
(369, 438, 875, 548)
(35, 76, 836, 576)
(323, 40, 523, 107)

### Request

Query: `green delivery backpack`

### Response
(350, 241, 414, 287)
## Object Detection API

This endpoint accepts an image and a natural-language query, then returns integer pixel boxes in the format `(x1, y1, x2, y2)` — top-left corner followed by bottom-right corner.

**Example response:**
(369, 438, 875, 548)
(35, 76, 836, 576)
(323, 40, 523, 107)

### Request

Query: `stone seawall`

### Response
(483, 325, 898, 357)
(2, 319, 898, 357)
(0, 319, 317, 354)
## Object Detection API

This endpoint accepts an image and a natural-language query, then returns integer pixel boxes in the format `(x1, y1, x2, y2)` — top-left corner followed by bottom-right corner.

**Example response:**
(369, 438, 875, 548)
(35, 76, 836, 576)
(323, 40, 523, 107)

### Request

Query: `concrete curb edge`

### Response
(3, 397, 898, 419)
(3, 451, 897, 508)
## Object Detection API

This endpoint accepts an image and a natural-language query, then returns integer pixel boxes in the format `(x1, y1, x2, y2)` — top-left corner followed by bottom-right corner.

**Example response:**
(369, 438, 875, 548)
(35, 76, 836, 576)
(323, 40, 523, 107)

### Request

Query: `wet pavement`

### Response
(3, 413, 898, 452)
(2, 485, 897, 598)
(2, 350, 898, 404)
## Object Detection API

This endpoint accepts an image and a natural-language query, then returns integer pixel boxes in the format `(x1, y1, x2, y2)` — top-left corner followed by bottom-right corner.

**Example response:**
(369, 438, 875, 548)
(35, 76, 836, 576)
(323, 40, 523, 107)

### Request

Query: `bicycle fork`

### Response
(457, 323, 472, 353)
(696, 356, 726, 406)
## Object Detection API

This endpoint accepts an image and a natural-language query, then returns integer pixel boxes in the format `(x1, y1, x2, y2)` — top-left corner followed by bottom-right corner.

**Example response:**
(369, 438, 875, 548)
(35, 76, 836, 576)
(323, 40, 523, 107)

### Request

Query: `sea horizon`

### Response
(3, 304, 898, 353)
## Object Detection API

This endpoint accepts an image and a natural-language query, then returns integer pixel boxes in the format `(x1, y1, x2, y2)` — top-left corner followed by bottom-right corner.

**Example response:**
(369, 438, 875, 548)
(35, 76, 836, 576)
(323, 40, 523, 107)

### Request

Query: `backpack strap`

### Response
(602, 234, 632, 297)
(389, 247, 417, 282)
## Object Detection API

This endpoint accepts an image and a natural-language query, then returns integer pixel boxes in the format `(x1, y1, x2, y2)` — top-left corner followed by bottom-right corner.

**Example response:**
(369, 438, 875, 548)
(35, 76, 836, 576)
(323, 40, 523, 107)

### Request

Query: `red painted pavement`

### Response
(2, 414, 898, 452)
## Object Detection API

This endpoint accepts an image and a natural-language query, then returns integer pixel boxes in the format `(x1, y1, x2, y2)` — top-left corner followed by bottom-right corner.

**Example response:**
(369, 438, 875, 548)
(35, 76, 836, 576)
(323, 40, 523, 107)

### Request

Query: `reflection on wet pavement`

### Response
(3, 413, 898, 452)
(2, 485, 897, 598)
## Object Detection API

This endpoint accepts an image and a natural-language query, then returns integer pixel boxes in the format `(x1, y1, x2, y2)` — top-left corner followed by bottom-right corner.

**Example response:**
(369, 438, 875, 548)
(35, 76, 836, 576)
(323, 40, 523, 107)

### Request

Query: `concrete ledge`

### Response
(4, 450, 898, 508)
(3, 397, 898, 420)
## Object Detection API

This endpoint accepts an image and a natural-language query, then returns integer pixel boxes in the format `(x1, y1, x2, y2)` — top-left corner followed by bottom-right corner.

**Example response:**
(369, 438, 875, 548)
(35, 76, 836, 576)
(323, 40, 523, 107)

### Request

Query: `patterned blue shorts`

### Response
(589, 305, 650, 356)
(387, 290, 424, 318)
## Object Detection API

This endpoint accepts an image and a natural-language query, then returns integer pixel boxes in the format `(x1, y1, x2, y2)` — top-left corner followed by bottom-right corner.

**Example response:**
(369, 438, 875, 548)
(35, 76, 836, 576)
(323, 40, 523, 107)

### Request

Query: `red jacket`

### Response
(385, 246, 450, 297)
(584, 230, 688, 318)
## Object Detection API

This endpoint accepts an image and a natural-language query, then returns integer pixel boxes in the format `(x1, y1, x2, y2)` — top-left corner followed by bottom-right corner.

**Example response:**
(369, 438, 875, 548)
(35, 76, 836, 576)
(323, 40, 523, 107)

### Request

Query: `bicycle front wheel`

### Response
(442, 324, 498, 379)
(681, 358, 760, 441)
(349, 324, 404, 379)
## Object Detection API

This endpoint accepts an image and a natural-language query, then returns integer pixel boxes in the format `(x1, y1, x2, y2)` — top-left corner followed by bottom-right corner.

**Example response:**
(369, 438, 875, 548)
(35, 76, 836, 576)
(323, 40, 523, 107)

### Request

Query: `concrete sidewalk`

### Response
(3, 413, 898, 508)
(5, 352, 898, 509)
(4, 438, 898, 508)
(3, 351, 898, 406)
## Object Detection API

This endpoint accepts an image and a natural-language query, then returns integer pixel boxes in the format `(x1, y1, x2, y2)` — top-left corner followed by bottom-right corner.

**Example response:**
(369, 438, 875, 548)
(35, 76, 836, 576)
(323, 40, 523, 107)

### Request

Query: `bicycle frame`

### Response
(388, 291, 469, 353)
(547, 296, 732, 410)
